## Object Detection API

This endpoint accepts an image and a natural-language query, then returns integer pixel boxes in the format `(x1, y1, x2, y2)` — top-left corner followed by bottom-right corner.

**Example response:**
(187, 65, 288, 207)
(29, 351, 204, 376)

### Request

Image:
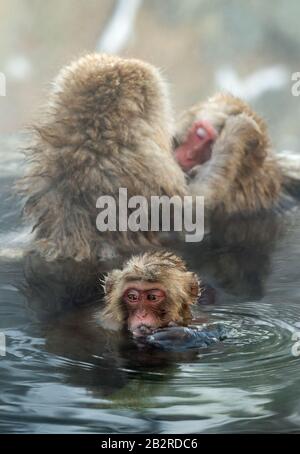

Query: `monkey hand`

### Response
(144, 324, 227, 351)
(219, 113, 263, 158)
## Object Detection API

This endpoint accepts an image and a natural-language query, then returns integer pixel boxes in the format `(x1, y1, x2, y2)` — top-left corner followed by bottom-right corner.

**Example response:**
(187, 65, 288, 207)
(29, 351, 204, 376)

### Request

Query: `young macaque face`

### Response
(101, 251, 200, 335)
(122, 281, 168, 334)
(174, 119, 217, 171)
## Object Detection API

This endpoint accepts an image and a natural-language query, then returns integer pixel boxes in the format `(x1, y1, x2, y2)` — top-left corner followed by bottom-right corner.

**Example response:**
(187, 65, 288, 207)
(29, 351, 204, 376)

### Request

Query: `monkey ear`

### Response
(104, 270, 122, 295)
(241, 114, 267, 163)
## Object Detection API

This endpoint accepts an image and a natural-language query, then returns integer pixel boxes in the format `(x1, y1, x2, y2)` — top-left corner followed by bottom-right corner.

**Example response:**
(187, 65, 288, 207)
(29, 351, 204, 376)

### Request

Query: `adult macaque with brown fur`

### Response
(174, 93, 292, 217)
(18, 54, 186, 262)
(18, 55, 300, 267)
(100, 250, 200, 335)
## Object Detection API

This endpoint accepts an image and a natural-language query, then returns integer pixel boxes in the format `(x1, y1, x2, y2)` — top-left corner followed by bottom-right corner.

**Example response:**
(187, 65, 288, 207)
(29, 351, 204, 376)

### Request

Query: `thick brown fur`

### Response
(18, 54, 187, 261)
(100, 250, 200, 331)
(175, 93, 283, 217)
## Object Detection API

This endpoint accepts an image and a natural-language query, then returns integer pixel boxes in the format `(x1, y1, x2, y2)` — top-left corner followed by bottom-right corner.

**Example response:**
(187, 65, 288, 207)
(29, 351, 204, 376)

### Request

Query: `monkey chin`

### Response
(129, 320, 178, 338)
(129, 319, 170, 337)
(131, 325, 155, 337)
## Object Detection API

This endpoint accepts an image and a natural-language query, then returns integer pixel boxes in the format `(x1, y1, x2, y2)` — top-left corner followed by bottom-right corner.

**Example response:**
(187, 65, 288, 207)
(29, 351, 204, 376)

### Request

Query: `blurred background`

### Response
(1, 0, 300, 155)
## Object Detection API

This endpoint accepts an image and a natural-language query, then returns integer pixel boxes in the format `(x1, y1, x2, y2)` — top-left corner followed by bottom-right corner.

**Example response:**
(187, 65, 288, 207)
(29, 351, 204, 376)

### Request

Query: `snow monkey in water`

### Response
(18, 54, 187, 262)
(174, 92, 300, 218)
(100, 250, 200, 336)
(18, 56, 300, 265)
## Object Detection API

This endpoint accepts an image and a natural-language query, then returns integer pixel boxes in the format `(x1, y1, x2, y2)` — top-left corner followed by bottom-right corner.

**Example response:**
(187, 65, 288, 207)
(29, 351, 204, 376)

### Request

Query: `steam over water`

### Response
(1, 168, 300, 434)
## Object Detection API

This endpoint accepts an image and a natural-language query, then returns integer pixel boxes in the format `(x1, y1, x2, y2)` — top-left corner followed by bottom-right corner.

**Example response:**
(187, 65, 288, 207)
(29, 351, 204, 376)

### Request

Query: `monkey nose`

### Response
(137, 310, 147, 319)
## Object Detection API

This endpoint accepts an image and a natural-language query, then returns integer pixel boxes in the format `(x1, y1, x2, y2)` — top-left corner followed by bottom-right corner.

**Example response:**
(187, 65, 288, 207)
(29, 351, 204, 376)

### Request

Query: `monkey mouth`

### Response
(131, 319, 173, 337)
(131, 324, 154, 337)
(131, 321, 170, 337)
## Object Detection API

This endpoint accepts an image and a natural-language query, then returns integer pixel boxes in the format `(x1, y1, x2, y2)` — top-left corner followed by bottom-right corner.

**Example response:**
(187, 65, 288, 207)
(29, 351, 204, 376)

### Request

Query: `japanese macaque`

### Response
(18, 54, 186, 262)
(100, 250, 200, 335)
(174, 93, 286, 217)
(18, 52, 299, 270)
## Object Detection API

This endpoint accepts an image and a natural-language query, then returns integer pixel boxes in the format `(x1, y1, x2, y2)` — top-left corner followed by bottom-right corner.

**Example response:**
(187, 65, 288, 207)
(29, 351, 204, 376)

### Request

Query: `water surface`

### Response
(1, 173, 300, 434)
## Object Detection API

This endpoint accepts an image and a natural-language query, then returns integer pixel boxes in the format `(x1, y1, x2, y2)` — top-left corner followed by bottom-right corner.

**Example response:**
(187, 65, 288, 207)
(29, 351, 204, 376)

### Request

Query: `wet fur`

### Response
(18, 54, 186, 261)
(175, 93, 284, 217)
(100, 250, 200, 331)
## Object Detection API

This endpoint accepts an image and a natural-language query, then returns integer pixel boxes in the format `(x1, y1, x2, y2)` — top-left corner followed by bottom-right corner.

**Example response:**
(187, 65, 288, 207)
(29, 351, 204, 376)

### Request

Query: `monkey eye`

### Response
(124, 288, 139, 304)
(147, 294, 158, 301)
(196, 127, 207, 139)
(128, 293, 138, 301)
(146, 289, 166, 303)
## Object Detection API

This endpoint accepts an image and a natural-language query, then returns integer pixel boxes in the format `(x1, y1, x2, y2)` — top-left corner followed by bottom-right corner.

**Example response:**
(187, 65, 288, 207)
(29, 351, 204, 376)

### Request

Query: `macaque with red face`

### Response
(100, 250, 200, 336)
(123, 283, 168, 333)
(174, 93, 284, 217)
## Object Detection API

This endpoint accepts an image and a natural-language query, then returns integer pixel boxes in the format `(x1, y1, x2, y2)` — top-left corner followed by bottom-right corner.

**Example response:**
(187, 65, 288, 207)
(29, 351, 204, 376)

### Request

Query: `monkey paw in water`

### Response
(136, 324, 228, 351)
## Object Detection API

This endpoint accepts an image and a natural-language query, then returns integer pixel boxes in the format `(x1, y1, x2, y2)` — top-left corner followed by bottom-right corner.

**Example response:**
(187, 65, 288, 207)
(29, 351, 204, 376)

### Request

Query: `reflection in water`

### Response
(1, 188, 300, 432)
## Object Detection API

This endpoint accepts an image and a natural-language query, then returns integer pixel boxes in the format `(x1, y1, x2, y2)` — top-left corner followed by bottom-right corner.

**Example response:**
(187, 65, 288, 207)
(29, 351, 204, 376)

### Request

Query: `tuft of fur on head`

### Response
(176, 92, 282, 216)
(100, 250, 200, 331)
(18, 54, 186, 261)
